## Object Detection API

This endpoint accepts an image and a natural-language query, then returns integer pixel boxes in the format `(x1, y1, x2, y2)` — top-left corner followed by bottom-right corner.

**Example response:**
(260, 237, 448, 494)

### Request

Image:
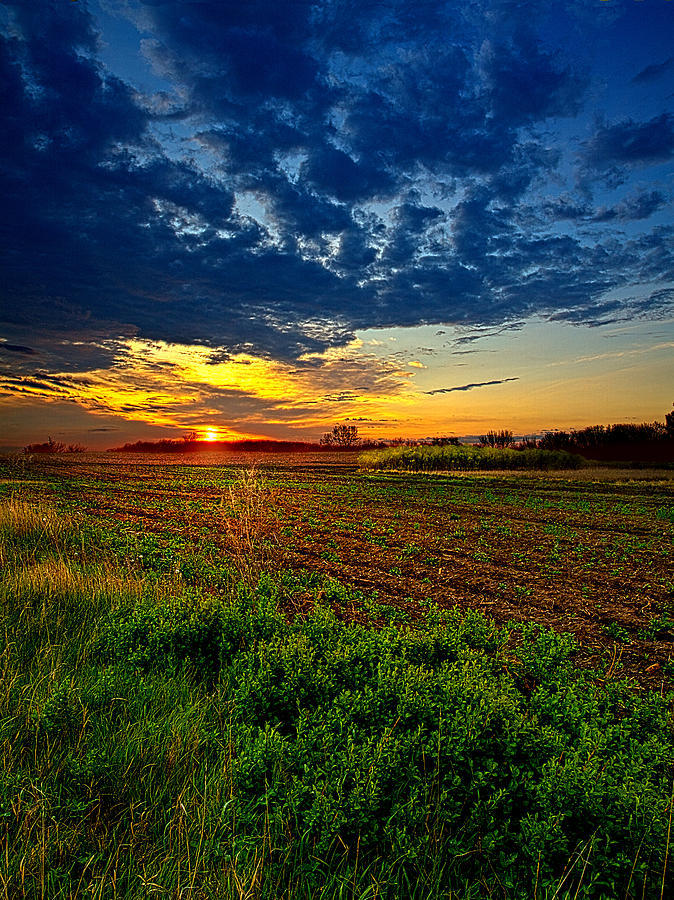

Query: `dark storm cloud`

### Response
(424, 378, 519, 395)
(584, 114, 674, 170)
(1, 0, 673, 374)
(300, 146, 396, 203)
(592, 190, 668, 223)
(542, 189, 669, 224)
(632, 57, 674, 85)
(0, 344, 37, 355)
(477, 32, 584, 128)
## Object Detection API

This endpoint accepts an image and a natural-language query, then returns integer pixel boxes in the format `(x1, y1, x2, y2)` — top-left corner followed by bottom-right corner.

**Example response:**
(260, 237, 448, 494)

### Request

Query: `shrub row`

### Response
(359, 444, 585, 472)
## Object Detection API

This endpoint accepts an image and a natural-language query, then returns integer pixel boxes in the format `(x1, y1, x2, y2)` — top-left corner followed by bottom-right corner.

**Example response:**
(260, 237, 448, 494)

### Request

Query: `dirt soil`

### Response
(5, 453, 674, 691)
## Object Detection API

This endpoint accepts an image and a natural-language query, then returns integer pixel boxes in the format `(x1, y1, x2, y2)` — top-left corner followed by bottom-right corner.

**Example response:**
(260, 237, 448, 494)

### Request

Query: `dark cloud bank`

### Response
(1, 0, 673, 368)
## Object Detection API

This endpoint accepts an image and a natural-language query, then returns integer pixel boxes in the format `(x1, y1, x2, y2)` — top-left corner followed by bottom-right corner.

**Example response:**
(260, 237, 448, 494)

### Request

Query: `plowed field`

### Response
(5, 451, 673, 689)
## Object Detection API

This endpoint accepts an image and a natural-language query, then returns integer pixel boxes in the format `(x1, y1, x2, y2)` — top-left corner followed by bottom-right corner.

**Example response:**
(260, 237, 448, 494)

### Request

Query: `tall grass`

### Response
(1, 494, 673, 898)
(359, 445, 585, 472)
(219, 467, 282, 588)
(0, 495, 66, 565)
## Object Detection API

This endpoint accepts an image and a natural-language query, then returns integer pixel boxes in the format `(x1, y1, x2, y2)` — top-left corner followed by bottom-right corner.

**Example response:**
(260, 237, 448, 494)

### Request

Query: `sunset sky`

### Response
(1, 0, 673, 449)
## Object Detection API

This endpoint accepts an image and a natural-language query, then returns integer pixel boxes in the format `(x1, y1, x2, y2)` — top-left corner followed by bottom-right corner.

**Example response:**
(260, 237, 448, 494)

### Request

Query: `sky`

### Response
(1, 0, 673, 449)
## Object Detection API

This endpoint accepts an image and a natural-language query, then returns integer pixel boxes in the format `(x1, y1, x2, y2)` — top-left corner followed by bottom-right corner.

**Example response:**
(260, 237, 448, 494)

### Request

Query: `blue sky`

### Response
(1, 0, 673, 446)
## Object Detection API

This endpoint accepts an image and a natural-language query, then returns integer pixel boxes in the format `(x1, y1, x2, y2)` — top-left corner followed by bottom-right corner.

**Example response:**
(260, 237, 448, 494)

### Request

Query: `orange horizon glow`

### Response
(1, 320, 672, 451)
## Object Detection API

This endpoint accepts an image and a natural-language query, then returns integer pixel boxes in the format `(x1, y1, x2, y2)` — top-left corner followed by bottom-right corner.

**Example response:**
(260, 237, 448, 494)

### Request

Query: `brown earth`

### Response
(4, 452, 674, 690)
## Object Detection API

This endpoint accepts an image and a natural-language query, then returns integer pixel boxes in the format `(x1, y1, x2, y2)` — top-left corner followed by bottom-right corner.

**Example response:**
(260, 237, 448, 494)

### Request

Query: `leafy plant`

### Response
(602, 622, 631, 644)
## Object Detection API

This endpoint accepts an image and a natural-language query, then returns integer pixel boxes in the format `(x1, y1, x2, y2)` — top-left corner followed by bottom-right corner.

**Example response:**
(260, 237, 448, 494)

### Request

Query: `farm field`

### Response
(6, 452, 674, 687)
(2, 452, 674, 899)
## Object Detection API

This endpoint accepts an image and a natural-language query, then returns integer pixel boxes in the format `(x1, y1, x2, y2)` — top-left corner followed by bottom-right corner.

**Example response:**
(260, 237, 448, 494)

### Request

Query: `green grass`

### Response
(359, 445, 586, 472)
(2, 492, 674, 899)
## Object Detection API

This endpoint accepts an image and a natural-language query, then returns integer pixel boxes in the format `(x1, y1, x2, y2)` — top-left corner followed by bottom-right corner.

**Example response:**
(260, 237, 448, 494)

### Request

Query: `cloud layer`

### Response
(1, 0, 673, 397)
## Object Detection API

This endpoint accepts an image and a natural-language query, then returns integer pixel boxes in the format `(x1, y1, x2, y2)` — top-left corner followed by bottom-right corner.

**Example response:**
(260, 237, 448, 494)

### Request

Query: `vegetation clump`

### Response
(23, 436, 86, 453)
(359, 443, 585, 472)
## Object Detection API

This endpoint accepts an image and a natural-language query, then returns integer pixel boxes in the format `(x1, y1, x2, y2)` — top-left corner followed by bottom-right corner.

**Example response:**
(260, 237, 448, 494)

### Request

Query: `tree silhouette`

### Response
(478, 429, 514, 449)
(320, 424, 361, 447)
(666, 404, 674, 437)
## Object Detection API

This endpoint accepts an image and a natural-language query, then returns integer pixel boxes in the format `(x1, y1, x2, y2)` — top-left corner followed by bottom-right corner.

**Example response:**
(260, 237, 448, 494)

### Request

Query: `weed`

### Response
(0, 494, 66, 565)
(640, 615, 674, 641)
(219, 467, 281, 587)
(602, 622, 632, 644)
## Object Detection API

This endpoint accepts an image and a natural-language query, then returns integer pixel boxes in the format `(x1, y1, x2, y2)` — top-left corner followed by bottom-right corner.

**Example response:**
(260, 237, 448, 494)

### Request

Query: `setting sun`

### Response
(201, 428, 221, 442)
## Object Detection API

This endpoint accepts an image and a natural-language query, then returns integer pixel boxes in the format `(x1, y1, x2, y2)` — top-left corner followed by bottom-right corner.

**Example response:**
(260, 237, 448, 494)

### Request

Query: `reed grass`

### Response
(359, 445, 585, 472)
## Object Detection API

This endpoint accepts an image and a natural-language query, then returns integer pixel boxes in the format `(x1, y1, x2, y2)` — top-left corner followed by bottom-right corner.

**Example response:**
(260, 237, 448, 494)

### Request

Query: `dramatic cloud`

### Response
(583, 114, 674, 170)
(1, 0, 673, 441)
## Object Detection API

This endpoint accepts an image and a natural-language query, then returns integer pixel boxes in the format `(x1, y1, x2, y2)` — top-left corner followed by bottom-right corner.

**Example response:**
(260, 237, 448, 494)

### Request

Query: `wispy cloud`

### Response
(424, 378, 519, 395)
(545, 341, 674, 368)
(0, 344, 37, 356)
(0, 336, 412, 435)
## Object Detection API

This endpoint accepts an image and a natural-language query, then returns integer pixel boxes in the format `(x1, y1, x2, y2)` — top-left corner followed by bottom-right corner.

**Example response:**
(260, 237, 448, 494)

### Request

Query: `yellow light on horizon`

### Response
(202, 428, 220, 442)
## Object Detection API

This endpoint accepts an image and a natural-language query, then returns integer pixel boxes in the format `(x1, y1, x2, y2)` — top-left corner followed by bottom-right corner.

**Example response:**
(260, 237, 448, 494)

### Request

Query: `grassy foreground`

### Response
(2, 489, 674, 899)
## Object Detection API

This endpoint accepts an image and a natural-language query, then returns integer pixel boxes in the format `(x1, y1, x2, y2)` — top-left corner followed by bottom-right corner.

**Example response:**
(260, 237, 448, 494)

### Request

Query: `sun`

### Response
(201, 428, 221, 442)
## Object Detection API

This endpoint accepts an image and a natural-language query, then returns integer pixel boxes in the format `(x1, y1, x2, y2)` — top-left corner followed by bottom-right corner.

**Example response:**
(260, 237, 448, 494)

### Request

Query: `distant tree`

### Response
(431, 436, 461, 446)
(538, 430, 571, 451)
(570, 424, 606, 449)
(666, 405, 674, 438)
(24, 436, 67, 453)
(478, 429, 514, 449)
(320, 424, 361, 447)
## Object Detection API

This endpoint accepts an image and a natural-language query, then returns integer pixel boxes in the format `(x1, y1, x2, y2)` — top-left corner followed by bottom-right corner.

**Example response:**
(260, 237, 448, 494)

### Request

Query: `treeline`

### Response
(534, 417, 674, 463)
(473, 410, 674, 463)
(538, 421, 671, 450)
(112, 438, 372, 453)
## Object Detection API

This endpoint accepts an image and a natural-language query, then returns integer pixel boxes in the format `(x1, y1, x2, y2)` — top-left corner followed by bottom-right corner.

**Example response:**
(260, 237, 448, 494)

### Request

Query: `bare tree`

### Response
(320, 424, 361, 447)
(478, 429, 514, 449)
